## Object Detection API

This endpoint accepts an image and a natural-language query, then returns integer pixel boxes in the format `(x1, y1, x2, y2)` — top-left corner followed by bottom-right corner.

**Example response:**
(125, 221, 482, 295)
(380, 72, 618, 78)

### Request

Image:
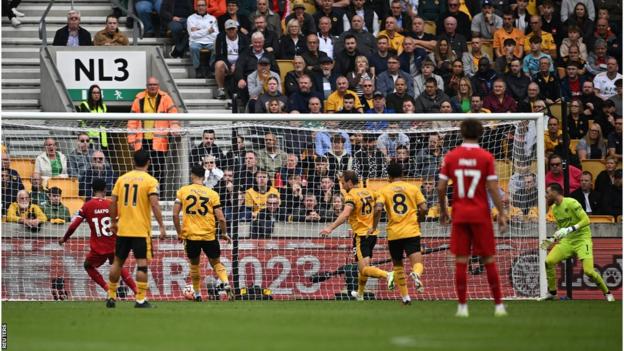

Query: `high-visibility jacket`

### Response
(128, 90, 180, 152)
(79, 101, 109, 148)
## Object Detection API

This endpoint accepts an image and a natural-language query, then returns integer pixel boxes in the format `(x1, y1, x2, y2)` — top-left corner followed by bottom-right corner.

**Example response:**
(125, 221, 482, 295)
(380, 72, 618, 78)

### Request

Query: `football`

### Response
(182, 285, 195, 300)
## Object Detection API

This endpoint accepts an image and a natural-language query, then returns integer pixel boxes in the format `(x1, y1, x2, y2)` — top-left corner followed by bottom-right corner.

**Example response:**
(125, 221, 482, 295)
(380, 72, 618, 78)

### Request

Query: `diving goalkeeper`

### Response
(541, 183, 614, 301)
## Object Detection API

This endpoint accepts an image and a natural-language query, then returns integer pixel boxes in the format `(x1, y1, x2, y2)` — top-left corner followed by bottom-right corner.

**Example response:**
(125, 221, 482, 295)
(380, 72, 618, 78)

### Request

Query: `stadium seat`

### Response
(569, 139, 580, 152)
(21, 178, 31, 192)
(557, 67, 566, 79)
(46, 177, 80, 197)
(617, 215, 622, 223)
(495, 160, 512, 180)
(424, 21, 436, 35)
(365, 178, 388, 191)
(581, 160, 605, 184)
(588, 215, 615, 223)
(10, 158, 35, 179)
(550, 102, 562, 121)
(481, 40, 494, 60)
(276, 60, 294, 93)
(63, 197, 84, 216)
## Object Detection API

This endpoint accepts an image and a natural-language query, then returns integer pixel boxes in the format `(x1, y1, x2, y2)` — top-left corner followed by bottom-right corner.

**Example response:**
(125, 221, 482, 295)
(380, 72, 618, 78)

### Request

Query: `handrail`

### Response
(110, 0, 145, 46)
(38, 0, 56, 47)
(155, 46, 189, 113)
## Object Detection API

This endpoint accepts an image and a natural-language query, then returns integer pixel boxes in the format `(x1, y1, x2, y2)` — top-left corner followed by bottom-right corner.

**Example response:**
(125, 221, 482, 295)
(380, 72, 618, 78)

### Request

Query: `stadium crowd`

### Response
(2, 0, 623, 235)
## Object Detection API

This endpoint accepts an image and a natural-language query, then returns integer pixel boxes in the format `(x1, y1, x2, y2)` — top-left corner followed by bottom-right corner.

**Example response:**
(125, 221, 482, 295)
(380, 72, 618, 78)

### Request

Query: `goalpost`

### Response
(1, 112, 546, 301)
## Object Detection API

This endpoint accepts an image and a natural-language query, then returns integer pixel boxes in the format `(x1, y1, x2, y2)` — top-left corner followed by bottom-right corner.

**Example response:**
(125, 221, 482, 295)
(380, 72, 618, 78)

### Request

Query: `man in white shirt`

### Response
(187, 0, 219, 78)
(202, 155, 224, 189)
(593, 57, 622, 100)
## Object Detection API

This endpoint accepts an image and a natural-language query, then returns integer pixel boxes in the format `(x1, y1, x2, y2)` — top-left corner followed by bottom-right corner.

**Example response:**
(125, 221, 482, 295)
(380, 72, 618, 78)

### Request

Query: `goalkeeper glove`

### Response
(540, 238, 554, 250)
(553, 225, 577, 240)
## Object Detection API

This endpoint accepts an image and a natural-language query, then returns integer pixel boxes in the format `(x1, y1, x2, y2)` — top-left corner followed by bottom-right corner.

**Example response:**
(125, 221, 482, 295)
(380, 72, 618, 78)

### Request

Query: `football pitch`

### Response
(1, 300, 621, 351)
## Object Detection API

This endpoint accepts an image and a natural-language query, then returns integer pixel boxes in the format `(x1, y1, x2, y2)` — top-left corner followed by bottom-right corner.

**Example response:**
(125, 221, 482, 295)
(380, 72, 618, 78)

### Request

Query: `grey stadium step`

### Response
(2, 79, 41, 87)
(2, 68, 40, 79)
(2, 88, 41, 100)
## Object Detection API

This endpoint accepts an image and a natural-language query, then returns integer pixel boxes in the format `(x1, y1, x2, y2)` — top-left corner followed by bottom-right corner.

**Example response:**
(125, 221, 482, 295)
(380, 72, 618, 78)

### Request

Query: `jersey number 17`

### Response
(454, 169, 481, 199)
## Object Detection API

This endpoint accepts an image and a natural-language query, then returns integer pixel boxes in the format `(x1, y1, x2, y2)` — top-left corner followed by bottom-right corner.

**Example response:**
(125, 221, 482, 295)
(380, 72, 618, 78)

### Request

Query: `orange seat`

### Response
(617, 215, 622, 223)
(581, 160, 605, 185)
(276, 60, 294, 94)
(495, 160, 512, 180)
(557, 67, 566, 79)
(46, 177, 80, 197)
(550, 102, 562, 121)
(481, 40, 494, 60)
(10, 158, 35, 179)
(424, 21, 436, 35)
(365, 178, 422, 191)
(62, 197, 84, 216)
(569, 139, 580, 153)
(22, 178, 32, 192)
(588, 215, 615, 223)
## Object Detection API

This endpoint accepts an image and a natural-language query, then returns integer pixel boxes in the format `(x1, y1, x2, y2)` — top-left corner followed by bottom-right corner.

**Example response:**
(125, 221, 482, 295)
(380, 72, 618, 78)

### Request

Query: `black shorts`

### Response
(115, 236, 151, 260)
(353, 235, 377, 261)
(388, 236, 421, 261)
(185, 239, 221, 260)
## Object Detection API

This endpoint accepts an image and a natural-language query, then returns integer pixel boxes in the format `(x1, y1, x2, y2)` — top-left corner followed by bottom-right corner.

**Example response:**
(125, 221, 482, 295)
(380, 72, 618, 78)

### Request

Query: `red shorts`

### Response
(450, 221, 496, 257)
(85, 251, 115, 267)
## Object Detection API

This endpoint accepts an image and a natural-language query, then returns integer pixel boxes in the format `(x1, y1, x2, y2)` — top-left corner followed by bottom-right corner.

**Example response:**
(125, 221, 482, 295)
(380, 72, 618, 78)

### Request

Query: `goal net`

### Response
(1, 113, 545, 301)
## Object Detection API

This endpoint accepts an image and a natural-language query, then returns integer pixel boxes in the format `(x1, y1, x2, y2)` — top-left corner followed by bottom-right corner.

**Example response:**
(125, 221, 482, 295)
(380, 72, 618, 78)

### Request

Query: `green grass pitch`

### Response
(1, 300, 621, 351)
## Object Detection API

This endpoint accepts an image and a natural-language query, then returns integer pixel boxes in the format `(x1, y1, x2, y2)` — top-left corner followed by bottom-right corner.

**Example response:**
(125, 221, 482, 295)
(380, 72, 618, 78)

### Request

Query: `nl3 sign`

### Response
(56, 51, 147, 102)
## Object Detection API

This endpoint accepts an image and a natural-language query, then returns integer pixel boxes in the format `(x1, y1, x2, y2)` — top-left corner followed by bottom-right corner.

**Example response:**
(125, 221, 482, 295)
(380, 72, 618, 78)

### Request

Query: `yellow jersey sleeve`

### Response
(177, 184, 219, 241)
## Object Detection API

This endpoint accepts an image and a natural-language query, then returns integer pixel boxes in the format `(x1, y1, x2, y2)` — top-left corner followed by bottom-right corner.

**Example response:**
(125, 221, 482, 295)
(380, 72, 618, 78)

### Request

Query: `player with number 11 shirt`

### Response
(59, 178, 137, 295)
(438, 119, 508, 318)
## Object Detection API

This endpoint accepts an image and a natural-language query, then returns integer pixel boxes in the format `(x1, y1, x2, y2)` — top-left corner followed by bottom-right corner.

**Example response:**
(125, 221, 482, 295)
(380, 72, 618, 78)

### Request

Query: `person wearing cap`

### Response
(218, 0, 251, 35)
(214, 18, 249, 99)
(523, 15, 556, 59)
(314, 0, 345, 37)
(250, 0, 281, 36)
(285, 1, 316, 36)
(42, 187, 72, 224)
(470, 0, 502, 40)
(376, 54, 415, 97)
(247, 56, 282, 111)
(318, 55, 339, 99)
(186, 0, 219, 78)
(593, 57, 622, 100)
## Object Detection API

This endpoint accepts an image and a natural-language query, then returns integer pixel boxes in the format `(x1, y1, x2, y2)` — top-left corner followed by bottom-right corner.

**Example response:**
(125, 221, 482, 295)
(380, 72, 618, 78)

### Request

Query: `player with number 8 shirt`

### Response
(438, 118, 508, 317)
(59, 178, 137, 296)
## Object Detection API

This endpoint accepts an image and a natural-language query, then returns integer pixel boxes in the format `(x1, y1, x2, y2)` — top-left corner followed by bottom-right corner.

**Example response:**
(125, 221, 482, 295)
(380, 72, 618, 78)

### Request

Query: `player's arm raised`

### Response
(172, 200, 183, 242)
(150, 193, 167, 239)
(321, 203, 353, 237)
(486, 180, 508, 233)
(214, 207, 231, 243)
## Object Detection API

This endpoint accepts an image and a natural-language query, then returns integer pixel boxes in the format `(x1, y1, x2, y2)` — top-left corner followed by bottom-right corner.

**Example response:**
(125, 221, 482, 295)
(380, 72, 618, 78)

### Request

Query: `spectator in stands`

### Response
(524, 15, 557, 59)
(378, 17, 405, 55)
(544, 116, 563, 154)
(190, 129, 224, 169)
(512, 172, 538, 217)
(387, 0, 412, 32)
(251, 0, 281, 36)
(53, 10, 92, 46)
(290, 193, 323, 222)
(214, 168, 238, 221)
(377, 122, 409, 161)
(68, 133, 95, 179)
(609, 79, 622, 116)
(594, 57, 622, 100)
(321, 193, 346, 222)
(308, 156, 332, 192)
(438, 16, 468, 56)
(571, 171, 603, 215)
(414, 134, 445, 178)
(162, 0, 194, 57)
(415, 77, 450, 113)
(336, 94, 360, 113)
(214, 19, 249, 99)
(436, 0, 471, 41)
(79, 151, 115, 199)
(42, 187, 71, 223)
(334, 35, 362, 78)
(284, 1, 316, 36)
(6, 190, 47, 231)
(366, 91, 394, 123)
(251, 15, 279, 54)
(386, 77, 416, 112)
(311, 0, 342, 37)
(278, 19, 307, 60)
(35, 137, 68, 179)
(206, 0, 226, 18)
(346, 56, 375, 97)
(325, 76, 363, 113)
(594, 17, 620, 60)
(235, 31, 280, 104)
(377, 55, 415, 97)
(559, 25, 588, 61)
(418, 0, 445, 23)
(324, 134, 353, 175)
(255, 77, 287, 113)
(200, 155, 223, 189)
(257, 132, 288, 179)
(280, 172, 304, 210)
(342, 0, 378, 37)
(420, 177, 438, 211)
(336, 15, 376, 57)
(278, 154, 303, 179)
(494, 38, 517, 75)
(29, 172, 48, 206)
(539, 0, 562, 39)
(285, 56, 313, 97)
(471, 0, 502, 39)
(251, 193, 286, 238)
(429, 39, 458, 78)
(451, 77, 473, 113)
(317, 16, 337, 59)
(561, 63, 587, 101)
(563, 3, 595, 46)
(545, 153, 582, 193)
(561, 0, 595, 23)
(236, 151, 260, 192)
(314, 121, 352, 156)
(406, 16, 436, 52)
(580, 80, 603, 117)
(503, 58, 530, 102)
(558, 44, 588, 77)
(248, 56, 283, 111)
(567, 99, 589, 139)
(462, 36, 492, 78)
(483, 78, 517, 112)
(316, 56, 339, 99)
(358, 79, 376, 112)
(470, 94, 490, 113)
(443, 59, 465, 98)
(568, 122, 607, 161)
(587, 39, 609, 76)
(1, 152, 24, 212)
(523, 35, 551, 77)
(224, 135, 246, 171)
(493, 10, 524, 58)
(301, 34, 329, 76)
(4, 0, 24, 28)
(94, 15, 129, 46)
(288, 74, 324, 113)
(600, 168, 622, 217)
(135, 0, 163, 37)
(607, 116, 622, 161)
(594, 156, 616, 193)
(244, 169, 279, 220)
(471, 57, 497, 97)
(77, 84, 109, 152)
(392, 145, 416, 177)
(316, 176, 337, 211)
(218, 0, 251, 35)
(533, 57, 560, 105)
(353, 134, 387, 181)
(186, 0, 219, 78)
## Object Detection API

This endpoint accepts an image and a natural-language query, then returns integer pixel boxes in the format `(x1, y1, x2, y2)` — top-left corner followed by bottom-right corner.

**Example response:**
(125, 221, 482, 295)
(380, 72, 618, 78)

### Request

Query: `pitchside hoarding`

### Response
(55, 51, 146, 101)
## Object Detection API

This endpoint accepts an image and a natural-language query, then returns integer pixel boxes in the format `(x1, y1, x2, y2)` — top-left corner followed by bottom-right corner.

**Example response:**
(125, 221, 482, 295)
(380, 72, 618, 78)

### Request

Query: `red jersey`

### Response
(63, 197, 116, 255)
(439, 143, 497, 223)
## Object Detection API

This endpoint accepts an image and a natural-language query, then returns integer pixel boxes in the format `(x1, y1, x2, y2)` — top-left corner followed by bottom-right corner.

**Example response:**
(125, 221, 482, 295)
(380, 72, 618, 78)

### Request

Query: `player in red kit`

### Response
(59, 178, 137, 295)
(437, 119, 508, 318)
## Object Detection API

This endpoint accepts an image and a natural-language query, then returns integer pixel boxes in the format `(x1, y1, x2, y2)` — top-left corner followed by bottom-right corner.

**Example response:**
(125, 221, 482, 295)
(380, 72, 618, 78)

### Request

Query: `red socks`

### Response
(121, 268, 138, 294)
(455, 262, 468, 304)
(485, 262, 502, 305)
(85, 266, 108, 291)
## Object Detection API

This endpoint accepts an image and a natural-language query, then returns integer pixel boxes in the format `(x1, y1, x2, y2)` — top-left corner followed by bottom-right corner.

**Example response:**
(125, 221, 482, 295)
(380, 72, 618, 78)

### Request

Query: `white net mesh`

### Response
(1, 116, 543, 300)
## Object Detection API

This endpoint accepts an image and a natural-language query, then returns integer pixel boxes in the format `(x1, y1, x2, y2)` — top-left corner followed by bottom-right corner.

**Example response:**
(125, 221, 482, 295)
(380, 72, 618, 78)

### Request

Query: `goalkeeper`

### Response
(542, 183, 614, 301)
